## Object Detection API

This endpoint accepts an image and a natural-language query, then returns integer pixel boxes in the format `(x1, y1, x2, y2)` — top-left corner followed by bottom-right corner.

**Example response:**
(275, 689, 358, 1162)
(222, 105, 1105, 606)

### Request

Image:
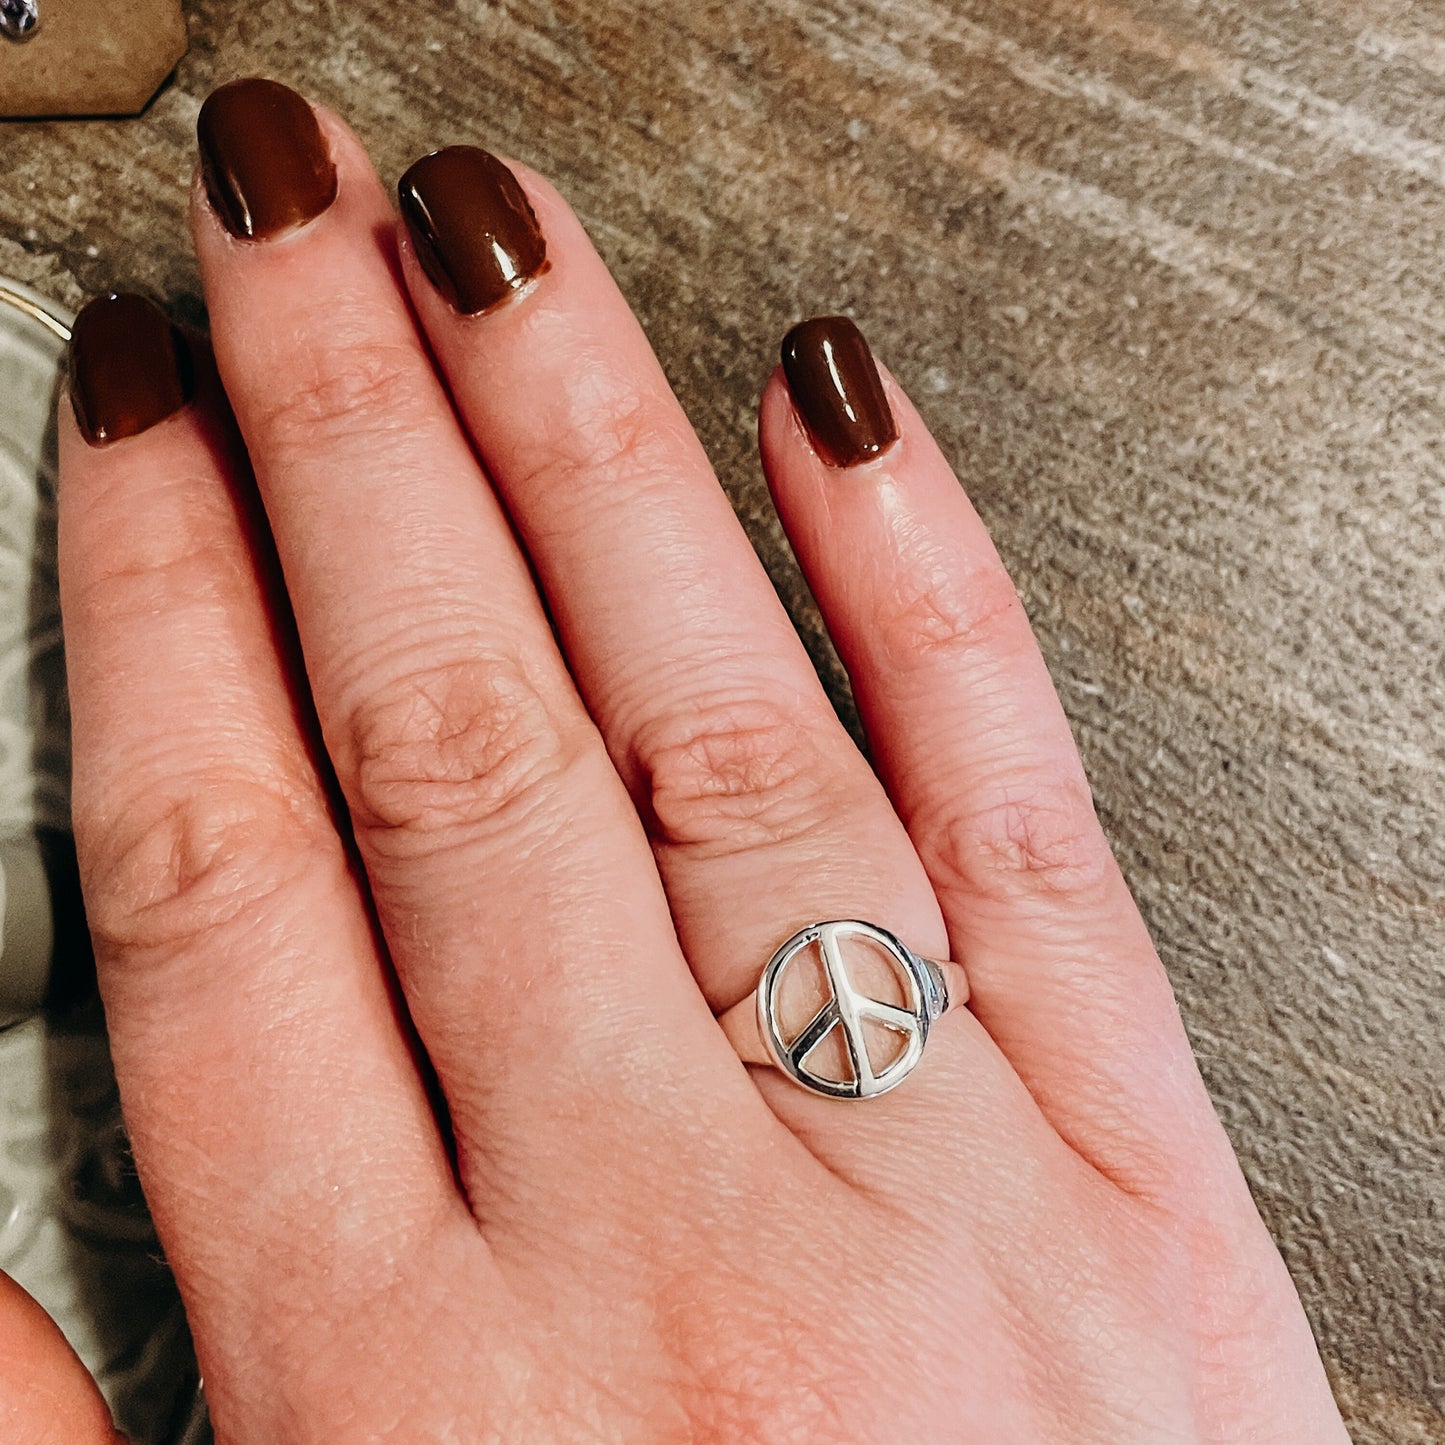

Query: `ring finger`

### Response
(391, 143, 1044, 1159)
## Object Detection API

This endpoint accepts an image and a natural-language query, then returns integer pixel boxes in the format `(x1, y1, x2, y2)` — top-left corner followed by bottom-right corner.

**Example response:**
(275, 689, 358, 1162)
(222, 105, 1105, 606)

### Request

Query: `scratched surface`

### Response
(2, 1, 1443, 1439)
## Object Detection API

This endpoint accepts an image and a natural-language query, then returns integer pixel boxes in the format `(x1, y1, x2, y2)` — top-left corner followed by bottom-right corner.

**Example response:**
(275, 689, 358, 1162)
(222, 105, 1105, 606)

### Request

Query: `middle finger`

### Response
(393, 146, 956, 1050)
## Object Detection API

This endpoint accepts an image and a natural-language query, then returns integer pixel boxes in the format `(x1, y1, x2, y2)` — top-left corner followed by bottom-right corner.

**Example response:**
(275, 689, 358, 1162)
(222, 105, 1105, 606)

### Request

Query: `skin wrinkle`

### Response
(865, 517, 1036, 694)
(633, 691, 842, 851)
(498, 305, 706, 507)
(78, 775, 338, 960)
(320, 607, 554, 726)
(924, 780, 1117, 908)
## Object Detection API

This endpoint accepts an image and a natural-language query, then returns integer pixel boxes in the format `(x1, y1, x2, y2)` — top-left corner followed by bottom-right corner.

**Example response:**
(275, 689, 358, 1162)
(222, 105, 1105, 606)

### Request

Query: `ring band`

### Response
(719, 920, 968, 1100)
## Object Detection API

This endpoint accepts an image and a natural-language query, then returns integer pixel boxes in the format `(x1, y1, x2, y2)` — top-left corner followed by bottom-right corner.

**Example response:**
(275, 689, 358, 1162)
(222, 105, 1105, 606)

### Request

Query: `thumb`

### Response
(0, 1271, 123, 1443)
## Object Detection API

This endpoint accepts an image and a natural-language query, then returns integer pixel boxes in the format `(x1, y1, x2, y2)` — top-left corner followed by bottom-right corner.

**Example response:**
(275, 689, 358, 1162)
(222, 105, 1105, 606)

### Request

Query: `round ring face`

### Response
(758, 921, 933, 1099)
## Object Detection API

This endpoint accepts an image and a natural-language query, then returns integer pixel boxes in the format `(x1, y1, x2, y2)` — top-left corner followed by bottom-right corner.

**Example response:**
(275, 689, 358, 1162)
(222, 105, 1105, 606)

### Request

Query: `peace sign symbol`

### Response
(758, 921, 942, 1099)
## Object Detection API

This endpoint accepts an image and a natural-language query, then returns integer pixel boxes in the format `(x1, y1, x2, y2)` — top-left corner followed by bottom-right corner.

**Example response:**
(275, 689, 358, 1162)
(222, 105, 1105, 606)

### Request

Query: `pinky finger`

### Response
(759, 318, 1228, 1191)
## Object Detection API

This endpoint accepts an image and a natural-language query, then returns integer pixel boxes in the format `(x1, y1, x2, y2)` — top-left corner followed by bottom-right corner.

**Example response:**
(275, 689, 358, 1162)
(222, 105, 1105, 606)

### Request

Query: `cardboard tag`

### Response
(0, 0, 186, 117)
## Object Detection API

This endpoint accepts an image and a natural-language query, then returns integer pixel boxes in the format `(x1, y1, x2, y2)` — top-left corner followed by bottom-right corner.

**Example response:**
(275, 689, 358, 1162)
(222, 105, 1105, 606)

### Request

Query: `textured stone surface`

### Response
(1, 1, 1442, 1438)
(0, 0, 186, 118)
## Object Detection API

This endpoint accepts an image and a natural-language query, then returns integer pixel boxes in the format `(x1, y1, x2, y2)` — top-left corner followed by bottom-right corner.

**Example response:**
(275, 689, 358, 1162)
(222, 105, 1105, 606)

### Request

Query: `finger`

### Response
(760, 320, 1224, 1186)
(188, 81, 756, 1199)
(390, 145, 1052, 1157)
(58, 296, 461, 1400)
(0, 1273, 118, 1443)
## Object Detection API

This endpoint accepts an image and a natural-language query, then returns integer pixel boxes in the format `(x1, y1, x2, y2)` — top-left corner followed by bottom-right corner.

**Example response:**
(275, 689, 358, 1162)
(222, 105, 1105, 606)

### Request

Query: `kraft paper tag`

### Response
(0, 0, 187, 118)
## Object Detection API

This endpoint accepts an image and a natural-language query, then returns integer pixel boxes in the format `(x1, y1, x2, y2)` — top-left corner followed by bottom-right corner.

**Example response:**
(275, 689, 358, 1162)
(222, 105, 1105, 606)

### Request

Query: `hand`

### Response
(55, 78, 1348, 1442)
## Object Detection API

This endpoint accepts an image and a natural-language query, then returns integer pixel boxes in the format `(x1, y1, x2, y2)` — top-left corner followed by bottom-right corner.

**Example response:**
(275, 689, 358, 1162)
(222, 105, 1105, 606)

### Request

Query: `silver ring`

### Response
(719, 920, 969, 1099)
(0, 0, 39, 41)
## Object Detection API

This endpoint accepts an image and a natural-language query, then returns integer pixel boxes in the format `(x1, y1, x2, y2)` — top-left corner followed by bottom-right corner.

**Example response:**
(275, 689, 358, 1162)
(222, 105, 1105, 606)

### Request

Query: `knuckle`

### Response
(251, 341, 431, 449)
(925, 778, 1118, 907)
(515, 370, 694, 509)
(873, 560, 1028, 678)
(632, 693, 839, 853)
(77, 774, 333, 962)
(68, 478, 240, 621)
(339, 654, 587, 853)
(561, 390, 660, 482)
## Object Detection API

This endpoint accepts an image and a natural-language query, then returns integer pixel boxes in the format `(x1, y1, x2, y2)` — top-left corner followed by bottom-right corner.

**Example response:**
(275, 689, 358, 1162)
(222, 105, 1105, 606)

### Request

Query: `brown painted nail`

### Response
(780, 316, 898, 468)
(68, 293, 194, 447)
(198, 77, 337, 240)
(397, 145, 549, 316)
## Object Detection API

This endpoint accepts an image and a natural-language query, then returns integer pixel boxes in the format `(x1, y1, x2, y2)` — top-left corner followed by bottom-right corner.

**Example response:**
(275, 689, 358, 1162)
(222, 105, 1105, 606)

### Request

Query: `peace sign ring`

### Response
(718, 921, 969, 1100)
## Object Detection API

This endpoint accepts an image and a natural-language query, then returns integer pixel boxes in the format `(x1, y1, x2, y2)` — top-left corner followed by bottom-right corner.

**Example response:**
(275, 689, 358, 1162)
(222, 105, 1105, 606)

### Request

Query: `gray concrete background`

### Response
(2, 1, 1442, 1439)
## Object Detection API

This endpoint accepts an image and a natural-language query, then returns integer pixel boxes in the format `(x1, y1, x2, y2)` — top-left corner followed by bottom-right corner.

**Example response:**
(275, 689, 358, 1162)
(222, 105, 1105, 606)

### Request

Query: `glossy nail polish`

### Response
(780, 316, 898, 468)
(68, 292, 194, 446)
(197, 77, 338, 240)
(398, 145, 549, 315)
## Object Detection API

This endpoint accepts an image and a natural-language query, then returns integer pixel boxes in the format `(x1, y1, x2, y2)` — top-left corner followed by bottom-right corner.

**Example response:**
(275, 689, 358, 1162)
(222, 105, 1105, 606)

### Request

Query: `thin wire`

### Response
(0, 282, 71, 342)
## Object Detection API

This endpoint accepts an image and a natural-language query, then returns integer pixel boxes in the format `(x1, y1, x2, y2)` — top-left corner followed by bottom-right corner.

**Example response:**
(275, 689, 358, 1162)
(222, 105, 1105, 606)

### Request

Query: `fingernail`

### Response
(68, 293, 194, 447)
(197, 77, 338, 241)
(780, 316, 898, 468)
(397, 145, 549, 316)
